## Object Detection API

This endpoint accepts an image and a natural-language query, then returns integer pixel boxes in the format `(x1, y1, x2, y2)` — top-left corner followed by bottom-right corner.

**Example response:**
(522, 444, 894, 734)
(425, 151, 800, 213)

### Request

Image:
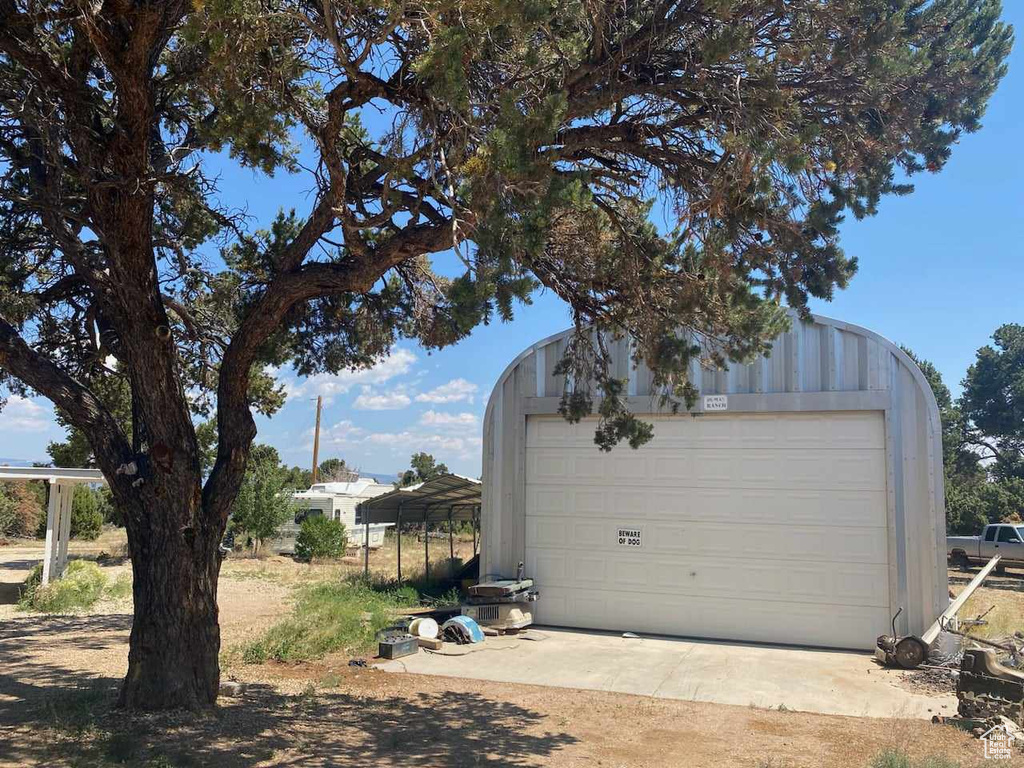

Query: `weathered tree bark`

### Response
(118, 489, 224, 710)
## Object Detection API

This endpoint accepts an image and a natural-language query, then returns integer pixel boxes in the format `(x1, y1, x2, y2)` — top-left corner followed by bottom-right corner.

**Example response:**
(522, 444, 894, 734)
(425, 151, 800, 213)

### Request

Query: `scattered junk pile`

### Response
(377, 614, 486, 659)
(875, 553, 1024, 740)
(376, 562, 538, 660)
(460, 562, 538, 634)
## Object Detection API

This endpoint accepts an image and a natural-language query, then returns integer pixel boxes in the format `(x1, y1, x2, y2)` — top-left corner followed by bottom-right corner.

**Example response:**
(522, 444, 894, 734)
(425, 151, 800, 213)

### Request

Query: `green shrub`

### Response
(97, 487, 122, 527)
(70, 486, 104, 540)
(0, 487, 16, 538)
(294, 516, 346, 563)
(20, 562, 43, 599)
(240, 578, 418, 663)
(231, 454, 296, 554)
(19, 560, 108, 613)
(105, 572, 133, 600)
(0, 481, 44, 538)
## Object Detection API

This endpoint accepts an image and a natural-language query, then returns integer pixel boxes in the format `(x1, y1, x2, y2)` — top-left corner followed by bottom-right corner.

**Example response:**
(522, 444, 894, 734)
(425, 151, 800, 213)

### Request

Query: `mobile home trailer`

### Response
(269, 478, 393, 554)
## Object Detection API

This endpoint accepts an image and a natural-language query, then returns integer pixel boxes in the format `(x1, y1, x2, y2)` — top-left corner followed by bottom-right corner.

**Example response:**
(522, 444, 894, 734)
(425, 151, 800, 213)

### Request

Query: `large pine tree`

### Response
(0, 0, 1012, 708)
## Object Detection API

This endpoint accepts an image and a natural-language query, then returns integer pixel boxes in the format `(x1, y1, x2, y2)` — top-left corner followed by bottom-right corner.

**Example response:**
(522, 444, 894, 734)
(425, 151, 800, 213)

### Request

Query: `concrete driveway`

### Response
(376, 627, 956, 719)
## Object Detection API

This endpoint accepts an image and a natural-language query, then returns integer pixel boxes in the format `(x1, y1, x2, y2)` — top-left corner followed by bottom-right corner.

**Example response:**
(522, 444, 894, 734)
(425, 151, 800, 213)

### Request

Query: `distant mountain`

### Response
(0, 457, 45, 468)
(0, 457, 399, 484)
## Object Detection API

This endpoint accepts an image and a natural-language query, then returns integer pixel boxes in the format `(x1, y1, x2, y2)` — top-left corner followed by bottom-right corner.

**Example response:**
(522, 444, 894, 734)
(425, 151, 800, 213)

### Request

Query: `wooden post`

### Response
(56, 483, 72, 577)
(41, 480, 59, 586)
(424, 510, 430, 581)
(396, 505, 403, 584)
(448, 508, 454, 569)
(310, 395, 322, 484)
(473, 506, 478, 555)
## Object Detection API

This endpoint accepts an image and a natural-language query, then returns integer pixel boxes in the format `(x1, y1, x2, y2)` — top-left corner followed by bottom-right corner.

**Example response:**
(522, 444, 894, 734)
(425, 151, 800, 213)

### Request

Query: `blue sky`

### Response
(2, 10, 1021, 477)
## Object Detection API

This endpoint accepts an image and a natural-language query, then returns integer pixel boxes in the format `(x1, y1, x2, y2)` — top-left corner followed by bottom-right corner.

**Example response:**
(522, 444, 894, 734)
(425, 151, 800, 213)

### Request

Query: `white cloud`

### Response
(313, 416, 481, 461)
(353, 386, 412, 411)
(414, 378, 479, 404)
(318, 420, 366, 447)
(364, 431, 482, 460)
(419, 410, 479, 429)
(276, 349, 417, 404)
(1, 396, 56, 432)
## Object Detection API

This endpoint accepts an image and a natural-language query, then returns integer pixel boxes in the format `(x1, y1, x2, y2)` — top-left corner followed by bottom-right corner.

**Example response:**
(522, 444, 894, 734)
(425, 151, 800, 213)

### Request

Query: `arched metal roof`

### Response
(481, 309, 947, 639)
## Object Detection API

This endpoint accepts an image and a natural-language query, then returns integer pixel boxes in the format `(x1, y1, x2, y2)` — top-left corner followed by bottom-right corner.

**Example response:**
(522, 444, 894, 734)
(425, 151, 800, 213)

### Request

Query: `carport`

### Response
(357, 473, 480, 582)
(0, 466, 106, 585)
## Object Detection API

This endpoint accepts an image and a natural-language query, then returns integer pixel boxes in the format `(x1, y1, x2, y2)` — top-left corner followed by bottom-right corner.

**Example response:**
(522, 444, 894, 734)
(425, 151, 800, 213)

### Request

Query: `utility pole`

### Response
(311, 395, 322, 484)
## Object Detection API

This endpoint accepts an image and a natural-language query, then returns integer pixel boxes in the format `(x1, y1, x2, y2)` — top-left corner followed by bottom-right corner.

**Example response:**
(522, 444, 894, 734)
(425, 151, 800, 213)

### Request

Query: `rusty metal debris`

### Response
(957, 649, 1024, 727)
(876, 607, 929, 669)
(941, 618, 1023, 665)
(877, 554, 1003, 670)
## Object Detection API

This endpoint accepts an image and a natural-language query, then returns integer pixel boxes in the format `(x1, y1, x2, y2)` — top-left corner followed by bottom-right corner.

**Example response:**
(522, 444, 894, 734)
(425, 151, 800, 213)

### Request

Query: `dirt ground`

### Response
(1, 532, 1021, 768)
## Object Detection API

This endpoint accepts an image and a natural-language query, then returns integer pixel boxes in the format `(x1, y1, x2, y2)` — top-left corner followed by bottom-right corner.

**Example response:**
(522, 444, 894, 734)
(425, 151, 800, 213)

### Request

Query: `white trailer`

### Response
(269, 478, 393, 554)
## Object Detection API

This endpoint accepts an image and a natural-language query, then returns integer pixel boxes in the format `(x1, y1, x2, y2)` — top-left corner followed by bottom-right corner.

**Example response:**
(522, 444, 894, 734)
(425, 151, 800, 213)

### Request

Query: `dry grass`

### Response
(948, 566, 1024, 642)
(221, 532, 477, 586)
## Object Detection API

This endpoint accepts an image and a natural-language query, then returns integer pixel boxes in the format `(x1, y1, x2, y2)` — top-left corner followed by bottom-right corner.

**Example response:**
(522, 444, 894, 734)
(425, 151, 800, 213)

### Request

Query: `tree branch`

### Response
(203, 215, 457, 523)
(0, 314, 132, 475)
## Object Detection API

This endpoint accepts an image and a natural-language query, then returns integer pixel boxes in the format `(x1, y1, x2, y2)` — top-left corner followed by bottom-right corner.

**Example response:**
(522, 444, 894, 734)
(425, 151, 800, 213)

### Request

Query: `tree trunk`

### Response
(117, 493, 223, 710)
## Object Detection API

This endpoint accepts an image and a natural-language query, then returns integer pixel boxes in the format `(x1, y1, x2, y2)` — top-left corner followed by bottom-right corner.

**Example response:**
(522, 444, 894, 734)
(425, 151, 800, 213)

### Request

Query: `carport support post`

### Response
(56, 483, 72, 572)
(448, 508, 454, 568)
(424, 509, 429, 581)
(396, 505, 403, 584)
(473, 506, 478, 555)
(41, 480, 59, 585)
(363, 512, 369, 579)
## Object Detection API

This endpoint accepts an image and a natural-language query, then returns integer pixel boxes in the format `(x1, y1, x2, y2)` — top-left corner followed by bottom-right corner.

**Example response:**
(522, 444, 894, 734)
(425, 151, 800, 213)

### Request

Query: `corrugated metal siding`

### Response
(482, 310, 948, 638)
(556, 319, 899, 399)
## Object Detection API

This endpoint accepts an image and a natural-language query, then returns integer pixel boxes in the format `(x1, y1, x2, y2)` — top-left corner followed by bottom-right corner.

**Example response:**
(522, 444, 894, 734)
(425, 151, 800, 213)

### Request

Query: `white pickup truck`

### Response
(947, 523, 1024, 571)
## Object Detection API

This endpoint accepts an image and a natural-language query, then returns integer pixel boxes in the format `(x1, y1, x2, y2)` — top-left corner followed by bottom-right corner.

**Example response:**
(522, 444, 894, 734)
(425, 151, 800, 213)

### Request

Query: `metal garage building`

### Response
(481, 311, 947, 650)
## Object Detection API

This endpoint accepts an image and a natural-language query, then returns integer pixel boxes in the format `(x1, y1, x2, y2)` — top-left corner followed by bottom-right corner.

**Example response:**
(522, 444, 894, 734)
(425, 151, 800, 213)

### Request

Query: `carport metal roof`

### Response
(0, 466, 105, 484)
(358, 473, 480, 524)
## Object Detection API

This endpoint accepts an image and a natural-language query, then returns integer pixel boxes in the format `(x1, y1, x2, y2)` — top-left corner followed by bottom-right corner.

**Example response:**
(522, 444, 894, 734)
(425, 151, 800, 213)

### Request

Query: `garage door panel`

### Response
(572, 556, 607, 581)
(526, 486, 887, 528)
(652, 455, 690, 477)
(534, 587, 891, 649)
(531, 547, 889, 608)
(527, 448, 885, 491)
(527, 515, 888, 565)
(608, 559, 650, 588)
(525, 412, 889, 650)
(526, 412, 885, 452)
(529, 452, 569, 481)
(525, 517, 569, 548)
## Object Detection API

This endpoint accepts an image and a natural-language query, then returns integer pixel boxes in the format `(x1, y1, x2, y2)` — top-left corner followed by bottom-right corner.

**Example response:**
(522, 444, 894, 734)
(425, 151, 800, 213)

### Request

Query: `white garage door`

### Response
(524, 412, 891, 650)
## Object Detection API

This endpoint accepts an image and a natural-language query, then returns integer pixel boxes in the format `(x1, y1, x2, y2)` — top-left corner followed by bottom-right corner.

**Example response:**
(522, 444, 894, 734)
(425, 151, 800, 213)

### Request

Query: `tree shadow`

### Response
(0, 581, 22, 605)
(0, 612, 577, 767)
(0, 612, 134, 728)
(0, 557, 40, 605)
(1, 677, 577, 767)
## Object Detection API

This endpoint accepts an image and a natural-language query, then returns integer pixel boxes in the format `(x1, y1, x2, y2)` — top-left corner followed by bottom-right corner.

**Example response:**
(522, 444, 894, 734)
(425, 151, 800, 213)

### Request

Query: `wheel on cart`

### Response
(894, 636, 928, 669)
